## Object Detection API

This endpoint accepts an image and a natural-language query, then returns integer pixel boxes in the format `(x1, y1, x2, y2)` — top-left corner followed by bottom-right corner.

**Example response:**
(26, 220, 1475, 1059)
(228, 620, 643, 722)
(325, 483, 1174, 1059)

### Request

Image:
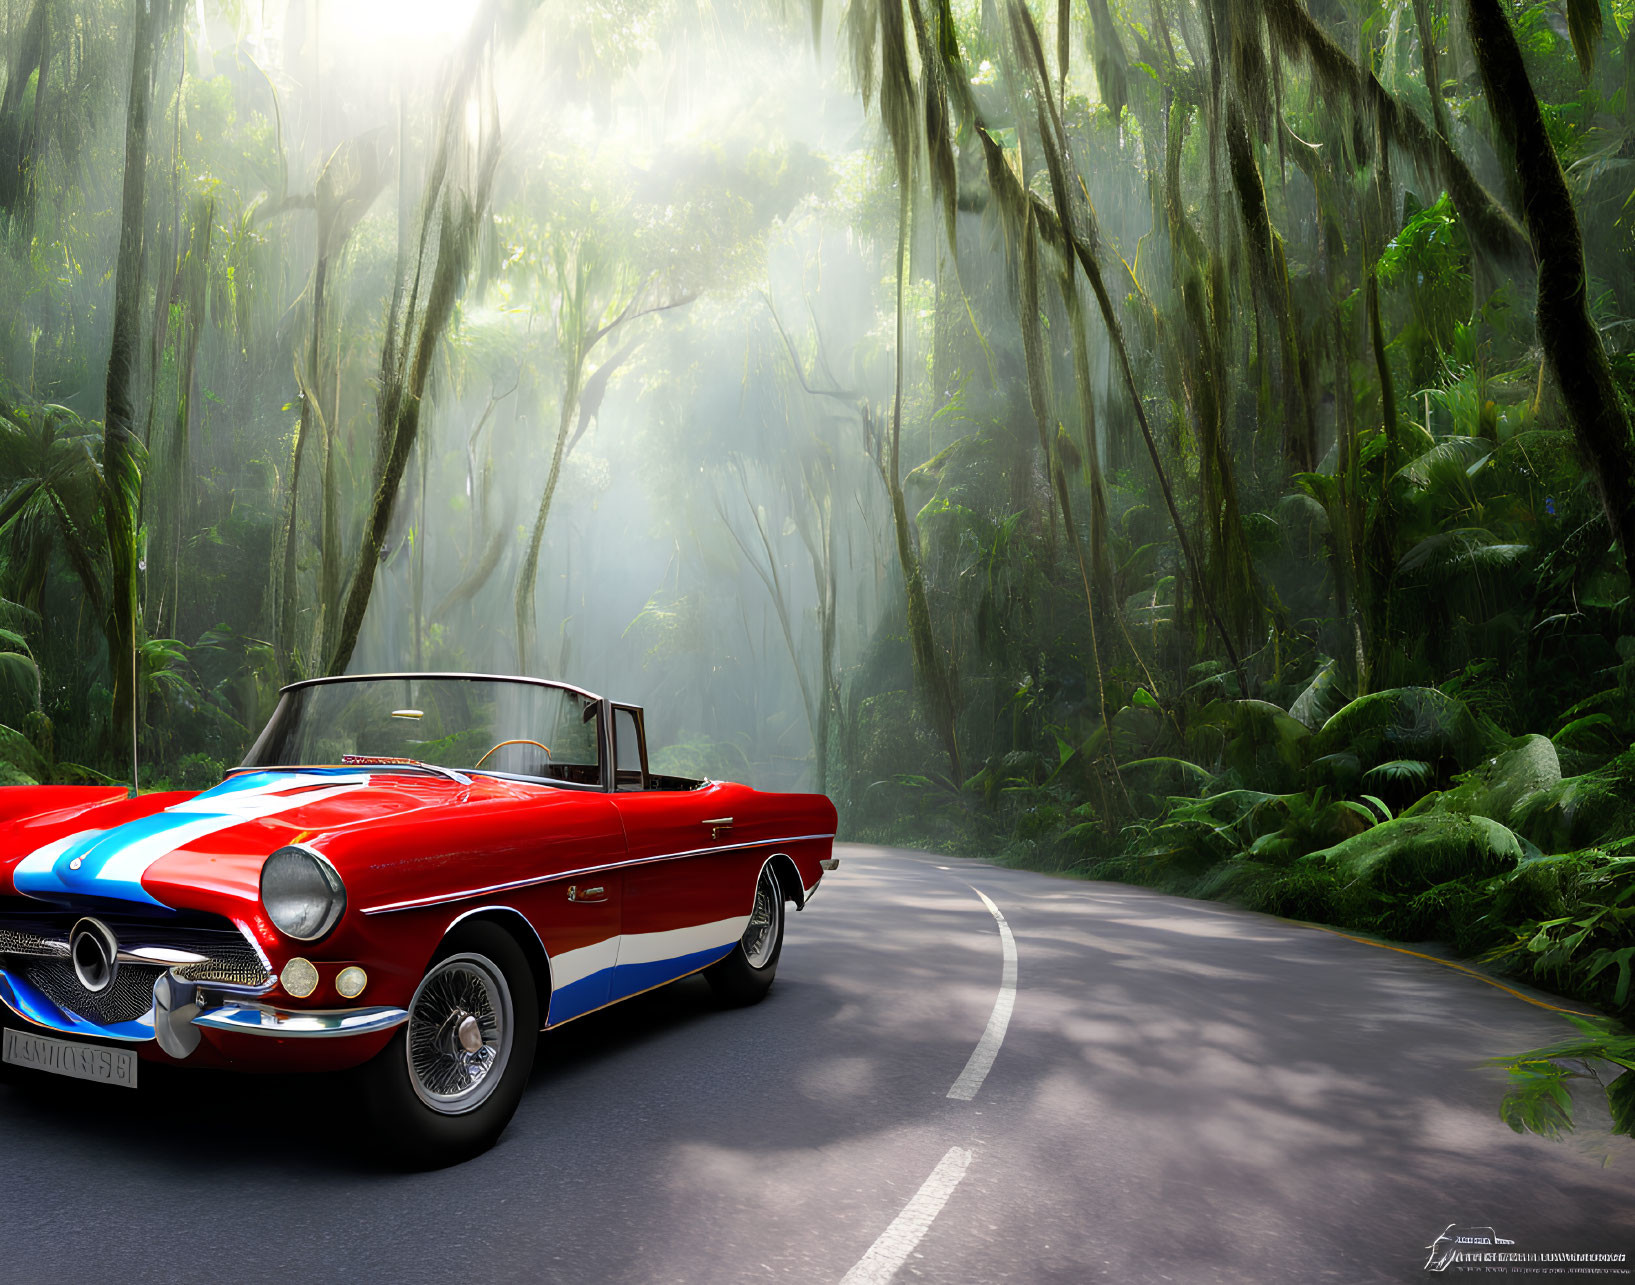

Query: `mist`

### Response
(2, 0, 1635, 1038)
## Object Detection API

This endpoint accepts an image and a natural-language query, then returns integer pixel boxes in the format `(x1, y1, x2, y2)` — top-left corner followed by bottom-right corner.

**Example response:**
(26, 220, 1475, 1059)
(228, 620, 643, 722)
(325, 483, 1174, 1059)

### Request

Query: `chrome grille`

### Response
(0, 926, 66, 958)
(24, 960, 166, 1025)
(0, 907, 271, 998)
(171, 946, 270, 988)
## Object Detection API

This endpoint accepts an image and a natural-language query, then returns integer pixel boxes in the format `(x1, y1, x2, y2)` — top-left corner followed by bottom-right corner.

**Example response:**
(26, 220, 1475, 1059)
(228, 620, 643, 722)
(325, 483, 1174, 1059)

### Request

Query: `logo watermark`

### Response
(1425, 1224, 1629, 1275)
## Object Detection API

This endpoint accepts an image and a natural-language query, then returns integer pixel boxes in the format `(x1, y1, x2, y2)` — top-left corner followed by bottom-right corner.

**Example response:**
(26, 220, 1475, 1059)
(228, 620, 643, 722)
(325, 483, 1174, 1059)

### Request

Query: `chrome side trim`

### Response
(192, 1002, 409, 1039)
(359, 832, 840, 915)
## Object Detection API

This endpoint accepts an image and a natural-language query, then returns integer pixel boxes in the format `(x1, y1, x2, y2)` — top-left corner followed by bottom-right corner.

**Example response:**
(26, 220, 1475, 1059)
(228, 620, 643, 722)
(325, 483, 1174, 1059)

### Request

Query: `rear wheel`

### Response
(356, 922, 538, 1168)
(705, 863, 785, 1007)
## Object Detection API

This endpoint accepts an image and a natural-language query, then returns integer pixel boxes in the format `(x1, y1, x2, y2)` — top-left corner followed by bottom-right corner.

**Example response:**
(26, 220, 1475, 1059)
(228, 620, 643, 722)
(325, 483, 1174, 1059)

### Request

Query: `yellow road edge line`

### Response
(1290, 920, 1602, 1019)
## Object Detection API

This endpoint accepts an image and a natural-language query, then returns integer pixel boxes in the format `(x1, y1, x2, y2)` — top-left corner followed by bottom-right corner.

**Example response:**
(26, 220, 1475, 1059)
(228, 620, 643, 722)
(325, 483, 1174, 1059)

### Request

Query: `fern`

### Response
(1362, 759, 1432, 790)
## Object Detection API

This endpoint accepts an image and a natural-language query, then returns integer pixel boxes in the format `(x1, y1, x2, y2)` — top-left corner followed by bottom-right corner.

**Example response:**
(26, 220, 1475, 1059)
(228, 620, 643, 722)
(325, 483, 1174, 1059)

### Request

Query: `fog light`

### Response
(280, 957, 319, 998)
(336, 966, 368, 999)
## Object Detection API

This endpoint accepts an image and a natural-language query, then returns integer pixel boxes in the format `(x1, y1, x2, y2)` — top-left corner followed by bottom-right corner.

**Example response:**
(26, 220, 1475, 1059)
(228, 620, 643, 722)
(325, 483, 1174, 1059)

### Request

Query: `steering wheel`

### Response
(474, 739, 553, 768)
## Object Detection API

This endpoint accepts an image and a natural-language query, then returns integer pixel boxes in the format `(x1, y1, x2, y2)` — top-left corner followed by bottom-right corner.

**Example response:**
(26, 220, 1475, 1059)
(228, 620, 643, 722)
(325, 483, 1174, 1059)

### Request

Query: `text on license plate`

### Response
(2, 1027, 138, 1088)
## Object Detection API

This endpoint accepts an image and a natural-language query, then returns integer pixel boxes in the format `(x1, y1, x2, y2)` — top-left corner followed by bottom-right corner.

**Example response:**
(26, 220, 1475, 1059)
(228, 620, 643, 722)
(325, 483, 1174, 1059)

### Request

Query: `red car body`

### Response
(0, 675, 837, 1081)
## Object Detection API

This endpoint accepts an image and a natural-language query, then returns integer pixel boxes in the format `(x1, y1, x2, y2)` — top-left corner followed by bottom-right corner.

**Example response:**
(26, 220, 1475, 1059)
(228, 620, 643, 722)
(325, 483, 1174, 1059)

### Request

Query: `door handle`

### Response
(702, 816, 734, 841)
(567, 885, 607, 903)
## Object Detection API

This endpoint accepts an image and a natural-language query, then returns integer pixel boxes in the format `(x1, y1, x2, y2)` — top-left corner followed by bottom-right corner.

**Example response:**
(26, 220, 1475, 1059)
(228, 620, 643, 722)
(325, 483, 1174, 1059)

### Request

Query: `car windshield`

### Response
(240, 675, 603, 786)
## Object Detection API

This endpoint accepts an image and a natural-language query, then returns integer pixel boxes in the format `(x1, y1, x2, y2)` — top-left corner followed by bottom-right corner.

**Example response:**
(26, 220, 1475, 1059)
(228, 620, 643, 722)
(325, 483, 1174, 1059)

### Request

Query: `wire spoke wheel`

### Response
(740, 866, 782, 970)
(405, 952, 514, 1115)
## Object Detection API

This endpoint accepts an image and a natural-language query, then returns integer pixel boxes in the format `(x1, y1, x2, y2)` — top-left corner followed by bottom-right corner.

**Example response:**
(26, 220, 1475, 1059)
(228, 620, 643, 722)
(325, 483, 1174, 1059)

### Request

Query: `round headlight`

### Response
(260, 846, 346, 941)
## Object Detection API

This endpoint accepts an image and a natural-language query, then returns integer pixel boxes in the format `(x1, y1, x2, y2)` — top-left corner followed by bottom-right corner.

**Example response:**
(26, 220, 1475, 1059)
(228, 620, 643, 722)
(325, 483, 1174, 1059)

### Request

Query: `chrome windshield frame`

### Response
(240, 673, 619, 791)
(278, 671, 603, 703)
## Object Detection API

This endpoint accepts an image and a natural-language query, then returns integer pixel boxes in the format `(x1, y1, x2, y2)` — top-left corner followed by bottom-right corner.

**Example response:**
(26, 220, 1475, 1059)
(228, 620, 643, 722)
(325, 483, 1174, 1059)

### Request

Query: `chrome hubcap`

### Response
(741, 867, 781, 969)
(406, 954, 513, 1115)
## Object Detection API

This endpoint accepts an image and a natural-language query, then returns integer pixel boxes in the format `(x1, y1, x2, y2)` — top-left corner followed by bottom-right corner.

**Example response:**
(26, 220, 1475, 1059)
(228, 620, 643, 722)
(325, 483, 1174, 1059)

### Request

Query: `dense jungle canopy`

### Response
(0, 0, 1632, 1127)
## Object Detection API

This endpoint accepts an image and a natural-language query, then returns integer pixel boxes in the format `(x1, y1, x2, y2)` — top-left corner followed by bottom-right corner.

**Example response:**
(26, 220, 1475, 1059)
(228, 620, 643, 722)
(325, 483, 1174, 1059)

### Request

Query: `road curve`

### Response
(2, 844, 1632, 1283)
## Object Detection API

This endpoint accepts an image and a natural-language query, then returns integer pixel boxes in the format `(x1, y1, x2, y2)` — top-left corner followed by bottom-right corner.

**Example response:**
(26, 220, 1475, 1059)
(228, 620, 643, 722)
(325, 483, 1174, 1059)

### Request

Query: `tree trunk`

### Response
(160, 204, 210, 640)
(1410, 0, 1452, 143)
(514, 354, 583, 674)
(0, 0, 48, 221)
(884, 185, 961, 785)
(324, 19, 497, 676)
(1224, 95, 1314, 471)
(102, 0, 165, 759)
(815, 509, 836, 795)
(1462, 0, 1635, 565)
(325, 198, 479, 676)
(320, 274, 342, 640)
(274, 362, 315, 677)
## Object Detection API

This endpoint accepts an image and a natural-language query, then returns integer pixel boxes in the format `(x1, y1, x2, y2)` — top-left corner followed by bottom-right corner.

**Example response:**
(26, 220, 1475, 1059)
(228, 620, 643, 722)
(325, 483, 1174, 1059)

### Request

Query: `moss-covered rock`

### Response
(1483, 735, 1563, 819)
(1303, 812, 1525, 891)
(1437, 734, 1562, 826)
(1511, 748, 1635, 851)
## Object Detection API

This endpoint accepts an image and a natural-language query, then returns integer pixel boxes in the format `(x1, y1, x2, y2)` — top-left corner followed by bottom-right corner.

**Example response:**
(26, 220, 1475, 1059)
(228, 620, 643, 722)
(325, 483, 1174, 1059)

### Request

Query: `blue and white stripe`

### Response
(546, 915, 751, 1024)
(11, 772, 371, 908)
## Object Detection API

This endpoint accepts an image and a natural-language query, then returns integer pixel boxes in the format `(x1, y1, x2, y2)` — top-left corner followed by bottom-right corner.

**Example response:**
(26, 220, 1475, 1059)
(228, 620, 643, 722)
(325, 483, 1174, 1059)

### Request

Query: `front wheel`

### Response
(356, 922, 539, 1168)
(705, 863, 785, 1007)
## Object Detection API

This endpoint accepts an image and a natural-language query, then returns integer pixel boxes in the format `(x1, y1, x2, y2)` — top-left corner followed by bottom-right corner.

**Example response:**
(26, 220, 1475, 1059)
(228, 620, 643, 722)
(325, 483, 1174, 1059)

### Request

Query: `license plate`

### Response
(2, 1027, 138, 1088)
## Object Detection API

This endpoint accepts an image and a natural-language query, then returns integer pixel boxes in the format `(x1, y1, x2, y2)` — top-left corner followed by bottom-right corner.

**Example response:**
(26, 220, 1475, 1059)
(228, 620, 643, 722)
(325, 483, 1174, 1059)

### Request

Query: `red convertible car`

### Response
(0, 673, 838, 1164)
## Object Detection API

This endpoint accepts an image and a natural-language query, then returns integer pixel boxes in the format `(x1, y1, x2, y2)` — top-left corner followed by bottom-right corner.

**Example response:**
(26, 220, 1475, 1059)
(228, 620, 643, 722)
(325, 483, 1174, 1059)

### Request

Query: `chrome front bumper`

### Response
(151, 973, 406, 1056)
(2, 962, 405, 1057)
(193, 1002, 408, 1039)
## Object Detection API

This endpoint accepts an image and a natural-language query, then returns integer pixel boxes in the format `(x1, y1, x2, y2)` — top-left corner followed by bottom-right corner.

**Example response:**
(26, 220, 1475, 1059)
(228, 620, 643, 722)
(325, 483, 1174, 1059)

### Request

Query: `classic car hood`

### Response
(0, 768, 530, 915)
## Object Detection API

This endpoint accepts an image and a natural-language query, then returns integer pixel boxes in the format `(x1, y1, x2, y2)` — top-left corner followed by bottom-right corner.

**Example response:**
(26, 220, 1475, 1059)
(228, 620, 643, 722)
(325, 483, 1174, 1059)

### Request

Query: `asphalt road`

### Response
(3, 844, 1633, 1284)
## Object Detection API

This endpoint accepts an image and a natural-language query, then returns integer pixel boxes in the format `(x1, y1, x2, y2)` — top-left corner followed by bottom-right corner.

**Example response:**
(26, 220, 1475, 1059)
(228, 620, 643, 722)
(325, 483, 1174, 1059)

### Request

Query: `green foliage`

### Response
(1313, 688, 1506, 778)
(175, 752, 224, 790)
(1378, 194, 1472, 373)
(1495, 1018, 1635, 1141)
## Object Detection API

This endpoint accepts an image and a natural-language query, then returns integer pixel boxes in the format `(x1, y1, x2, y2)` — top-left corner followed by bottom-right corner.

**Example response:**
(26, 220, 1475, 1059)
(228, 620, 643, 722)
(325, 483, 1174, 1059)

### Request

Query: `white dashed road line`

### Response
(947, 887, 1017, 1101)
(839, 1147, 975, 1285)
(837, 882, 1014, 1283)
